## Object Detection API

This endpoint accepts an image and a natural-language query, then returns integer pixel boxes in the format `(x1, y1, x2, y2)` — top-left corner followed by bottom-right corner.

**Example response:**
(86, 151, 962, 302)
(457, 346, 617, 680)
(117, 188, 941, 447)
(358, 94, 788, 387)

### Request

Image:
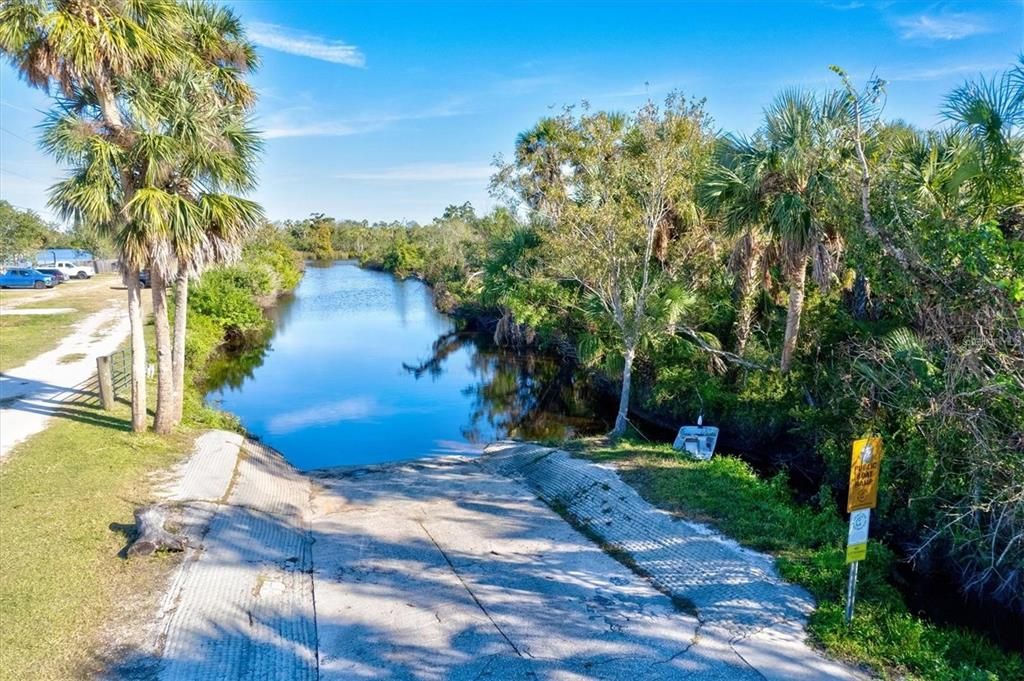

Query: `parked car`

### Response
(0, 268, 55, 289)
(35, 268, 68, 284)
(139, 270, 151, 288)
(35, 260, 95, 279)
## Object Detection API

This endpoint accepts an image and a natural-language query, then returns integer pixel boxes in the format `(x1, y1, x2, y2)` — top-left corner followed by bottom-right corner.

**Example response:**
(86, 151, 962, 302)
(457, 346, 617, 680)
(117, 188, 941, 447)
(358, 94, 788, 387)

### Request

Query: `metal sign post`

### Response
(845, 561, 859, 623)
(845, 437, 882, 624)
(845, 507, 870, 623)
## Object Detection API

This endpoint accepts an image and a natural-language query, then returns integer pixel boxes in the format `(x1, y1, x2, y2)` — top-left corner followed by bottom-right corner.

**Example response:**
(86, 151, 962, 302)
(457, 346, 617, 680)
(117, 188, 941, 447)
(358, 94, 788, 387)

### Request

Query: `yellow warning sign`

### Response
(846, 542, 867, 564)
(847, 437, 883, 513)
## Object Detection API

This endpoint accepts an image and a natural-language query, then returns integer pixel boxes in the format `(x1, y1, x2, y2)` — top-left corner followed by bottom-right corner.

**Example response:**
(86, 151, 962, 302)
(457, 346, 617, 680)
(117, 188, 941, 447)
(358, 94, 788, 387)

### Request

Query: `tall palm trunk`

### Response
(734, 233, 763, 356)
(780, 254, 809, 373)
(96, 91, 152, 430)
(171, 269, 189, 425)
(125, 267, 148, 432)
(611, 343, 636, 437)
(151, 268, 175, 433)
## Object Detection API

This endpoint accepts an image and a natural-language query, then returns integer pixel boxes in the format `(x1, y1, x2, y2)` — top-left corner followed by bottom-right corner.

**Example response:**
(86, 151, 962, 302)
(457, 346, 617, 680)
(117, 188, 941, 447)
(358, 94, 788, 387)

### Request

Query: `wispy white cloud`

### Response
(260, 98, 471, 140)
(887, 62, 1005, 82)
(248, 22, 365, 66)
(335, 162, 493, 182)
(265, 397, 442, 434)
(895, 12, 992, 40)
(262, 120, 377, 140)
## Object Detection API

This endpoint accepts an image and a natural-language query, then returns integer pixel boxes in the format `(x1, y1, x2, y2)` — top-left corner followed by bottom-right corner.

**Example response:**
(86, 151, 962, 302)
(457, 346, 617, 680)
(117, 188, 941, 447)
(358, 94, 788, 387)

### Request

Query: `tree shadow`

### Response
(0, 367, 138, 435)
(92, 446, 811, 680)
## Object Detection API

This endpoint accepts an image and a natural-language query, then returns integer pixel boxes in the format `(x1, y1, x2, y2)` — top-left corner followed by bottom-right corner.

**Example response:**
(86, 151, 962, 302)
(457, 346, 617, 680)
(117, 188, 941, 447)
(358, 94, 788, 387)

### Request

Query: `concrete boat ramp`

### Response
(113, 431, 863, 680)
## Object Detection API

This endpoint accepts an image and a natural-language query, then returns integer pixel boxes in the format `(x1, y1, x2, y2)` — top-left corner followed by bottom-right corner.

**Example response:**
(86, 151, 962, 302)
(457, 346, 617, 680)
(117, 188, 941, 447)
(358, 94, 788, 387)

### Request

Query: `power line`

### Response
(0, 100, 35, 114)
(0, 167, 37, 182)
(0, 126, 34, 144)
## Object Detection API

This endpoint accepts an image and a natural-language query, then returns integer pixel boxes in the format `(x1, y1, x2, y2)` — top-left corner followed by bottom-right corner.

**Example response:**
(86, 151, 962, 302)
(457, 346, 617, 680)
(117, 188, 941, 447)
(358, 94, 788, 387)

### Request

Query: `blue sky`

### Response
(1, 0, 1022, 225)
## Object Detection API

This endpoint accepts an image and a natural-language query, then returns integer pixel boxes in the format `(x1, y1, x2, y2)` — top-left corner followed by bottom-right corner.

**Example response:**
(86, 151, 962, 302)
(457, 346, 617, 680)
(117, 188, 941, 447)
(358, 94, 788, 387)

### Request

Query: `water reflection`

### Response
(403, 333, 606, 443)
(205, 261, 606, 469)
(204, 340, 270, 392)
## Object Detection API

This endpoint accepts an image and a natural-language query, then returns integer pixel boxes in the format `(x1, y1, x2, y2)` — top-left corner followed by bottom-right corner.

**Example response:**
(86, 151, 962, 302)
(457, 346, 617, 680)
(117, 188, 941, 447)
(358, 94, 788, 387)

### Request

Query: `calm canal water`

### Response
(205, 261, 607, 470)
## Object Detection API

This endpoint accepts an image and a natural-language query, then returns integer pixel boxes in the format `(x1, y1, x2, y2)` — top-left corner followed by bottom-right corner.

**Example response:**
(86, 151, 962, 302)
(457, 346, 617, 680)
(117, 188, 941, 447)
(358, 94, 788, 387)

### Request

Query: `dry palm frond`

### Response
(811, 238, 838, 290)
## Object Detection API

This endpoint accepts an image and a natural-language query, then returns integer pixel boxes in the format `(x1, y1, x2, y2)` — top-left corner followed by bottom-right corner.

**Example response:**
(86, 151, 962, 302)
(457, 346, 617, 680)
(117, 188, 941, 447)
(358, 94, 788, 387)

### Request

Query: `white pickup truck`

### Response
(36, 260, 95, 279)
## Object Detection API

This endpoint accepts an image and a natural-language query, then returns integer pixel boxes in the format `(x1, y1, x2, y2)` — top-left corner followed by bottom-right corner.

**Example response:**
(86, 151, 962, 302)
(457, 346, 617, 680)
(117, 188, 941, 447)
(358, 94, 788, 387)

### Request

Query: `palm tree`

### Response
(715, 91, 847, 373)
(2, 0, 186, 432)
(147, 2, 262, 429)
(166, 201, 263, 427)
(888, 128, 976, 221)
(509, 116, 571, 219)
(885, 62, 1024, 239)
(123, 57, 262, 433)
(701, 136, 770, 356)
(941, 61, 1024, 226)
(763, 90, 848, 372)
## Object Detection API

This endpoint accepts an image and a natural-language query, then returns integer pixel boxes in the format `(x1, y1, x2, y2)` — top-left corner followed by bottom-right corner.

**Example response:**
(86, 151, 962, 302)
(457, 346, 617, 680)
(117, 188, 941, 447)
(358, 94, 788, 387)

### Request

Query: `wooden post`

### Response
(97, 355, 115, 410)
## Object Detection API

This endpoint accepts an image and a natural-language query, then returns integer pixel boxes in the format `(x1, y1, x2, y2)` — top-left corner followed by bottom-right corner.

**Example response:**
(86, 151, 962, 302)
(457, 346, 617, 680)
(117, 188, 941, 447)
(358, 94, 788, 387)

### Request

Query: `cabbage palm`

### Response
(1, 0, 186, 431)
(132, 3, 262, 430)
(885, 62, 1024, 235)
(941, 60, 1024, 224)
(169, 2, 260, 427)
(507, 116, 571, 219)
(736, 90, 848, 372)
(701, 136, 770, 356)
(766, 90, 848, 372)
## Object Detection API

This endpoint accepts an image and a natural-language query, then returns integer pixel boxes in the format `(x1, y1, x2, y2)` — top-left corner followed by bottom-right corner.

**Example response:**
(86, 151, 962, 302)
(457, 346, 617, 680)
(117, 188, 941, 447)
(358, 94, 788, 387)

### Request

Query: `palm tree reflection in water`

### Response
(403, 331, 609, 443)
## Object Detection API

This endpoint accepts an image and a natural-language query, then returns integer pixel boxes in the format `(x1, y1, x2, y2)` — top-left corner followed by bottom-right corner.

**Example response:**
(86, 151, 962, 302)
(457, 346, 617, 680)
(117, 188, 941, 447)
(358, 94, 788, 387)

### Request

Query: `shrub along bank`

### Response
(183, 224, 302, 391)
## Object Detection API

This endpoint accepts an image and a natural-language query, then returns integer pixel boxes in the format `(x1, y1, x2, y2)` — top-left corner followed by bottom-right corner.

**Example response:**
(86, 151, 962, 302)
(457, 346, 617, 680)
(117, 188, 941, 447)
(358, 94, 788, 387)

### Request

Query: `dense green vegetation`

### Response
(182, 224, 302, 398)
(287, 63, 1024, 668)
(0, 200, 56, 263)
(576, 438, 1023, 680)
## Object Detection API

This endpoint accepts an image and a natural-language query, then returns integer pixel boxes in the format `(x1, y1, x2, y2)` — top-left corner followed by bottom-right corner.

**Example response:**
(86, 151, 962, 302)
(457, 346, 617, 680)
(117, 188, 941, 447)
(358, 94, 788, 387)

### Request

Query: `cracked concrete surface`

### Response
(119, 431, 864, 680)
(481, 442, 862, 681)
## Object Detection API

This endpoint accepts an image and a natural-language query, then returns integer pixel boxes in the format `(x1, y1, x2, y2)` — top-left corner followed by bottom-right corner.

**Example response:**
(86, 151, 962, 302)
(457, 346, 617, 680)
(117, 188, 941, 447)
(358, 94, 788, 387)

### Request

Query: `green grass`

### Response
(0, 312, 78, 371)
(0, 399, 192, 679)
(0, 273, 122, 312)
(0, 309, 237, 680)
(0, 252, 287, 678)
(570, 437, 1024, 681)
(0, 274, 124, 372)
